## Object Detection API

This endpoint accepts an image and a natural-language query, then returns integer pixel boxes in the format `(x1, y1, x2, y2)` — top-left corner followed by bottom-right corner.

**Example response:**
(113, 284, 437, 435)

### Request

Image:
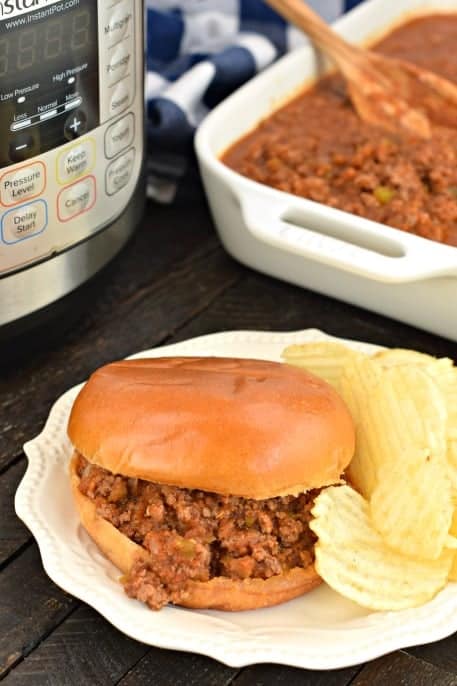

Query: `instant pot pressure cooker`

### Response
(0, 0, 144, 338)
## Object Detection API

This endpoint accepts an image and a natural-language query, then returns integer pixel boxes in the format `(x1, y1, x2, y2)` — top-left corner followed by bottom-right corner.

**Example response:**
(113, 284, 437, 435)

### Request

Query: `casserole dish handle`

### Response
(240, 192, 457, 284)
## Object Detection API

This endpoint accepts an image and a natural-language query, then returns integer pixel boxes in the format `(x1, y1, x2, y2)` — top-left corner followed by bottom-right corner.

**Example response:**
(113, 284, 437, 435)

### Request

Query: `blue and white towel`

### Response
(146, 0, 363, 201)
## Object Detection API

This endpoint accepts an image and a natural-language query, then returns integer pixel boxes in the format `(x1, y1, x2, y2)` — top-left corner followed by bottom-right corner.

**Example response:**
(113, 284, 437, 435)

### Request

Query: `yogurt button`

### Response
(58, 176, 96, 222)
(1, 200, 47, 244)
(105, 113, 135, 159)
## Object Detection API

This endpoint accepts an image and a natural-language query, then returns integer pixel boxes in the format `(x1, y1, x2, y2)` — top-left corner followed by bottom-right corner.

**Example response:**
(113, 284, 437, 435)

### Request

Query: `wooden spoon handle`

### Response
(266, 0, 361, 67)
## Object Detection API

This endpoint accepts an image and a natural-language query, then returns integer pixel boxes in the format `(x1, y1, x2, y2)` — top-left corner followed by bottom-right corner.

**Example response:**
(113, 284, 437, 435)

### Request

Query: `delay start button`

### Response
(106, 148, 135, 196)
(0, 162, 46, 207)
(1, 199, 47, 244)
(57, 175, 96, 222)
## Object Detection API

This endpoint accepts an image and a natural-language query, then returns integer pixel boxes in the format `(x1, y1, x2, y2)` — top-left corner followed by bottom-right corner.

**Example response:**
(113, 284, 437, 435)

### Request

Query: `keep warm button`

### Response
(58, 176, 96, 222)
(1, 200, 47, 244)
(57, 139, 95, 185)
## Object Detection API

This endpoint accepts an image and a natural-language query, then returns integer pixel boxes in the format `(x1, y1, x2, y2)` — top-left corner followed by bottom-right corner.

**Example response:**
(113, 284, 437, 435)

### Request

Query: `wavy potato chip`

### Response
(448, 441, 457, 493)
(373, 350, 455, 407)
(282, 339, 457, 602)
(310, 486, 453, 610)
(371, 365, 448, 460)
(375, 350, 457, 495)
(444, 370, 457, 442)
(373, 348, 438, 367)
(448, 512, 457, 581)
(370, 448, 453, 560)
(282, 342, 363, 390)
(338, 358, 385, 497)
(338, 361, 448, 498)
(449, 555, 457, 582)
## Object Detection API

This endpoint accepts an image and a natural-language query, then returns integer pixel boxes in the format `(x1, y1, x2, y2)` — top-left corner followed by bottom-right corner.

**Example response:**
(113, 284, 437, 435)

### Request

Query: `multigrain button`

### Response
(1, 200, 47, 244)
(104, 1, 133, 47)
(105, 113, 134, 159)
(0, 161, 46, 206)
(109, 78, 133, 117)
(57, 139, 95, 185)
(107, 43, 131, 86)
(57, 176, 96, 222)
(106, 148, 135, 195)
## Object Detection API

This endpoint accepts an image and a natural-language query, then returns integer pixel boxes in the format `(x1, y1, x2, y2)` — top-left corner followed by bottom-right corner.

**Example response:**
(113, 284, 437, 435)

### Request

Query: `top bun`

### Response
(67, 357, 355, 499)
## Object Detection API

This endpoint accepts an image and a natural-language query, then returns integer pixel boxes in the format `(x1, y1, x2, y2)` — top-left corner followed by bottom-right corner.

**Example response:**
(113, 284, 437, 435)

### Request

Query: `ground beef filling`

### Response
(222, 15, 457, 247)
(76, 454, 318, 610)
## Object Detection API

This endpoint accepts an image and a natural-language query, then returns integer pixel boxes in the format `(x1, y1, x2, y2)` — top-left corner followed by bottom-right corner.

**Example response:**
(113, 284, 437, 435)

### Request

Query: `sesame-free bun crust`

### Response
(70, 455, 321, 610)
(67, 357, 355, 499)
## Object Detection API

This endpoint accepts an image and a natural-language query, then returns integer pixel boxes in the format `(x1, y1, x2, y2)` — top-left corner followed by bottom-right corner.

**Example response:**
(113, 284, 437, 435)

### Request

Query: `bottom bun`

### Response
(70, 455, 322, 611)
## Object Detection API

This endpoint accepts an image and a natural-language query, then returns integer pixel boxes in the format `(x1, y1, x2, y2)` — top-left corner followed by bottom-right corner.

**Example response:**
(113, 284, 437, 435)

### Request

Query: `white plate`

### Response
(15, 329, 457, 670)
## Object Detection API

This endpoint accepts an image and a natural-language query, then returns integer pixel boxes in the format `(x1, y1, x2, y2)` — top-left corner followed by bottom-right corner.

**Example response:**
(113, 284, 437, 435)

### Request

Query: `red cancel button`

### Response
(57, 175, 96, 222)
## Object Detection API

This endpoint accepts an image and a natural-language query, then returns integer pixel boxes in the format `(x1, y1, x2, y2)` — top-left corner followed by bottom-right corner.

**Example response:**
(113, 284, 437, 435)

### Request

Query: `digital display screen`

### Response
(0, 8, 92, 83)
(0, 0, 99, 167)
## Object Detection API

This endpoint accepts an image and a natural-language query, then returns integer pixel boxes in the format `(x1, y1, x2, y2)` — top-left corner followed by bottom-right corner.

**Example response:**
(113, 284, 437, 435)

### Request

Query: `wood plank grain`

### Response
(172, 271, 457, 360)
(0, 244, 243, 472)
(230, 663, 360, 686)
(0, 194, 218, 466)
(3, 605, 149, 686)
(406, 635, 457, 675)
(0, 545, 77, 678)
(0, 459, 29, 567)
(351, 651, 457, 686)
(117, 648, 237, 686)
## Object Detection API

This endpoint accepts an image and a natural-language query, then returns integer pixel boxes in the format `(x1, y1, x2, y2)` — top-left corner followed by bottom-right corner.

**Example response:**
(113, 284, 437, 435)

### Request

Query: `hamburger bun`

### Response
(68, 356, 355, 610)
(68, 356, 355, 499)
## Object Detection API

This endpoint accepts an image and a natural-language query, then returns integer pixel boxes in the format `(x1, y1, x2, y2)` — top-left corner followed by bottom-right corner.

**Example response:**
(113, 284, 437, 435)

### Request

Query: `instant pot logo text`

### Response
(0, 0, 66, 20)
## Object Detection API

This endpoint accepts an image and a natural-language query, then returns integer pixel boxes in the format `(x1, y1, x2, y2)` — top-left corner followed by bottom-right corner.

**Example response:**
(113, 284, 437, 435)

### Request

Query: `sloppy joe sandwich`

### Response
(68, 356, 355, 611)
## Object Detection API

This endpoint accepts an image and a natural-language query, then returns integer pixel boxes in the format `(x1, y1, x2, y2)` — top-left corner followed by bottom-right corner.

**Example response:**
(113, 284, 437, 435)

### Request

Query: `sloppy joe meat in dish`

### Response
(222, 15, 457, 247)
(76, 454, 317, 610)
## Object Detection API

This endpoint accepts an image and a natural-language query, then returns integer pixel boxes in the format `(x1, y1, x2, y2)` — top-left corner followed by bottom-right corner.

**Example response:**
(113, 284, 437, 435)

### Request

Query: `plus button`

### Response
(64, 110, 88, 140)
(69, 116, 82, 134)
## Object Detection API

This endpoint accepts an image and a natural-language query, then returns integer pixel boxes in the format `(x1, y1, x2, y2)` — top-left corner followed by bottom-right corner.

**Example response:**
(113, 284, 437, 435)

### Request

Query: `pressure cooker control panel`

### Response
(0, 0, 143, 275)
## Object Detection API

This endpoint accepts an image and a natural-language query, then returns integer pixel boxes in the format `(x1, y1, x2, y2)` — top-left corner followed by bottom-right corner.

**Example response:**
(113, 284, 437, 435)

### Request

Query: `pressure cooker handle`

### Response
(240, 191, 457, 284)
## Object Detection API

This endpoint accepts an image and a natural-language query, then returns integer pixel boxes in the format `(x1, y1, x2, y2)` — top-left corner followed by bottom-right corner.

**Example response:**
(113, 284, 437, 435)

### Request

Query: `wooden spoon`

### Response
(265, 0, 457, 138)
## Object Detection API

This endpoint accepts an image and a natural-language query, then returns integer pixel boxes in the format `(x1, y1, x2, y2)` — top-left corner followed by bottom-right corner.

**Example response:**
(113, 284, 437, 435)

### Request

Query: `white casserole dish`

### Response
(195, 0, 457, 341)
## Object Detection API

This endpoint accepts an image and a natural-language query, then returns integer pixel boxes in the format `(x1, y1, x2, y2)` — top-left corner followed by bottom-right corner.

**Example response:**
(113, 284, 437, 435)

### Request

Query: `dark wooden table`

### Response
(2, 180, 457, 685)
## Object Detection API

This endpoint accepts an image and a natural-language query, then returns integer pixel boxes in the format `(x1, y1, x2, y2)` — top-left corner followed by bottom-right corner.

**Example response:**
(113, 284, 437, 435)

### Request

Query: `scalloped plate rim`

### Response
(15, 328, 457, 670)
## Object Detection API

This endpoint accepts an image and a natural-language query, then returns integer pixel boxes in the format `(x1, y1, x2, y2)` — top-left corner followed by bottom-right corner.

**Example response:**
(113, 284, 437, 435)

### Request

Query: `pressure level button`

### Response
(0, 162, 46, 207)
